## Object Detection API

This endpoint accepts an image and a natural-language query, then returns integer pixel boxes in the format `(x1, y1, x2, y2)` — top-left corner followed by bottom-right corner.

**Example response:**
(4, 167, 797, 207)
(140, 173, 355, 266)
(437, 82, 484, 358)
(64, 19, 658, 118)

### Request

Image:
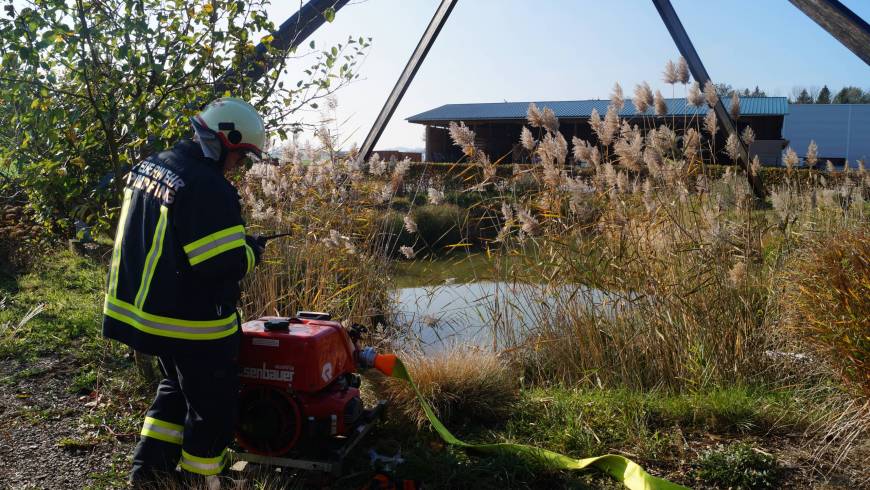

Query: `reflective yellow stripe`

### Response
(180, 448, 226, 475)
(184, 225, 246, 266)
(245, 244, 255, 274)
(108, 189, 133, 297)
(183, 225, 245, 253)
(134, 205, 169, 309)
(145, 416, 183, 432)
(103, 296, 238, 341)
(188, 236, 245, 266)
(141, 416, 183, 445)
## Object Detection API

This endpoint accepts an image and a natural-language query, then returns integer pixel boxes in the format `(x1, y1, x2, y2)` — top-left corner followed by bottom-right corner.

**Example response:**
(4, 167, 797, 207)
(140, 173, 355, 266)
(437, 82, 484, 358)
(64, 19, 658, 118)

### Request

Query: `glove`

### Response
(245, 234, 266, 265)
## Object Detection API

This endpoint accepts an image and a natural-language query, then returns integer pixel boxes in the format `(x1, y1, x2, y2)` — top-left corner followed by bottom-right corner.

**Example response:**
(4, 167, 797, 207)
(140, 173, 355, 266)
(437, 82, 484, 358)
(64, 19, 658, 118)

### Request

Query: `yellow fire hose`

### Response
(374, 354, 689, 490)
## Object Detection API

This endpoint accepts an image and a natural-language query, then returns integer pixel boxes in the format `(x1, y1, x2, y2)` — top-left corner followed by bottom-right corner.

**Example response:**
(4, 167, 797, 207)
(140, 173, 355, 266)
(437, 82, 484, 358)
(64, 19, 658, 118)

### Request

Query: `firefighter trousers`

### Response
(131, 355, 239, 483)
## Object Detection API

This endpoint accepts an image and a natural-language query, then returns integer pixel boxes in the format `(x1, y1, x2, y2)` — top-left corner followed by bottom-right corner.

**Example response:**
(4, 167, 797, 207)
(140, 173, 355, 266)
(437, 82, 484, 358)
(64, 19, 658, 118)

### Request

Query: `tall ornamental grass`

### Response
(240, 58, 868, 476)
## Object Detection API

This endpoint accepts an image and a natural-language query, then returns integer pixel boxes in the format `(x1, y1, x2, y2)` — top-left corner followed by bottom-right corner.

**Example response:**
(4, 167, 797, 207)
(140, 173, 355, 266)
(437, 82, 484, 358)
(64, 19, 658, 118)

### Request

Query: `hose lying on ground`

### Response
(376, 354, 689, 490)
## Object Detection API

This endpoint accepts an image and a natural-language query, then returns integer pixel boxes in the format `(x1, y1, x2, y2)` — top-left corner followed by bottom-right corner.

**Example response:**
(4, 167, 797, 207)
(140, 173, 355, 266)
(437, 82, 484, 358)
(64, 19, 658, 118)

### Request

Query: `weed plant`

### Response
(696, 442, 781, 489)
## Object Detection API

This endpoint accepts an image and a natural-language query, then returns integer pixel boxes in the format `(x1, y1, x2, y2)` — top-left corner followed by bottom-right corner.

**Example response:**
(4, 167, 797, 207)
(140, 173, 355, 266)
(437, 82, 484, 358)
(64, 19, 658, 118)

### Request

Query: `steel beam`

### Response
(215, 0, 350, 93)
(651, 0, 765, 199)
(789, 0, 870, 66)
(358, 0, 458, 163)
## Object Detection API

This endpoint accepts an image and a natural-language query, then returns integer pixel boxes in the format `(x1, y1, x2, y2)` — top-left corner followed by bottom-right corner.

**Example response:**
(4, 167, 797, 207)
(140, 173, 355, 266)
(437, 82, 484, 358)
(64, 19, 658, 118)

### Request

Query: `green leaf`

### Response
(323, 7, 335, 22)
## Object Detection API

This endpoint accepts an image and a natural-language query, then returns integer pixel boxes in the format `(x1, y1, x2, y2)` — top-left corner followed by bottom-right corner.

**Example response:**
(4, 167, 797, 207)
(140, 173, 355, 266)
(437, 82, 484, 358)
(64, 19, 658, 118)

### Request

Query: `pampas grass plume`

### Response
(663, 59, 678, 84)
(654, 90, 667, 116)
(703, 80, 718, 107)
(677, 56, 690, 84)
(610, 82, 625, 111)
(687, 81, 703, 107)
(704, 111, 718, 138)
(806, 140, 818, 168)
(730, 93, 740, 120)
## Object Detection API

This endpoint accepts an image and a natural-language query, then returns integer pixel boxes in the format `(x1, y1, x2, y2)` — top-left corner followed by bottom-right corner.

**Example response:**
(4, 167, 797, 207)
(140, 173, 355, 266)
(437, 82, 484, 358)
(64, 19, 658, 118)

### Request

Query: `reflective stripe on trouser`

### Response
(131, 357, 238, 482)
(141, 416, 183, 445)
(131, 360, 188, 481)
(103, 296, 238, 341)
(180, 448, 227, 476)
(183, 225, 246, 266)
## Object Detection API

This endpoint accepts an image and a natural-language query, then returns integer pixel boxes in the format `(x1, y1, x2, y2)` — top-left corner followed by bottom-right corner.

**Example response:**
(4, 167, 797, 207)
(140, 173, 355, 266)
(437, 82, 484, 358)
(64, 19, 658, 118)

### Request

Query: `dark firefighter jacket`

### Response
(102, 140, 257, 359)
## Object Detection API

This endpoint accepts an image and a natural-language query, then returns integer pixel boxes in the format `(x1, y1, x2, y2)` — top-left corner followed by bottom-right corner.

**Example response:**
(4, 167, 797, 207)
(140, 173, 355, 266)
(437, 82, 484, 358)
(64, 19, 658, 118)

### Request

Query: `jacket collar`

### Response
(175, 139, 223, 173)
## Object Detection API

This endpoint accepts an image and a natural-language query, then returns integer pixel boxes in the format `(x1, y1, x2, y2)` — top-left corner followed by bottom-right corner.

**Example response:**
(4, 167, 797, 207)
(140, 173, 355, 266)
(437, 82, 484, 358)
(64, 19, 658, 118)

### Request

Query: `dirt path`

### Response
(0, 357, 134, 489)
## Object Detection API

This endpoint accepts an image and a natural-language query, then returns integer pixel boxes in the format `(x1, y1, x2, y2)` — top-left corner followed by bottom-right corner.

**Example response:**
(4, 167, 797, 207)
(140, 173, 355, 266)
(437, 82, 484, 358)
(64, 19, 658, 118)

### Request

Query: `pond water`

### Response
(390, 256, 615, 352)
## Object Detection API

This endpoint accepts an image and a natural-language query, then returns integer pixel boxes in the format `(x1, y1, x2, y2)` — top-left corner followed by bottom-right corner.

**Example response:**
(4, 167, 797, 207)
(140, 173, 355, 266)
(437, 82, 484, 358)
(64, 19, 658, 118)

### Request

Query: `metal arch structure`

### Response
(789, 0, 870, 65)
(214, 0, 350, 95)
(351, 0, 869, 200)
(240, 0, 869, 198)
(650, 0, 762, 196)
(355, 0, 458, 163)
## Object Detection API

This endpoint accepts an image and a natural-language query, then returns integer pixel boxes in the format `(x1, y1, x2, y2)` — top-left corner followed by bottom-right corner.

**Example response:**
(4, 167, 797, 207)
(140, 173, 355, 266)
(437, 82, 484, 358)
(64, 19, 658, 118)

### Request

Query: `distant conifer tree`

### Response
(816, 85, 831, 104)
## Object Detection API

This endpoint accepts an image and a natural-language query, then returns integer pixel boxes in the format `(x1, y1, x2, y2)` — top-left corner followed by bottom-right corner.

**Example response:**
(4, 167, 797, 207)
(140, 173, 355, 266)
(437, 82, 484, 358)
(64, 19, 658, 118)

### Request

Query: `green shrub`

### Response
(412, 204, 467, 250)
(696, 442, 781, 489)
(377, 210, 415, 253)
(0, 1, 367, 236)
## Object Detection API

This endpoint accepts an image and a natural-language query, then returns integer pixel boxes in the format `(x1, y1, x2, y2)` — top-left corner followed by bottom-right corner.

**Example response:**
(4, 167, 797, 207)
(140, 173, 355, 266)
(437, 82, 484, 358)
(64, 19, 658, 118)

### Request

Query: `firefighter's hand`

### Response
(245, 234, 265, 264)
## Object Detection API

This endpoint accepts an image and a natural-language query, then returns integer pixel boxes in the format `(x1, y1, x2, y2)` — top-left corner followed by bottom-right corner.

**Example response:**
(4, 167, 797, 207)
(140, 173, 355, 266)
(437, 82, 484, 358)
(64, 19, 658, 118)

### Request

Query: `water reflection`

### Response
(391, 280, 619, 353)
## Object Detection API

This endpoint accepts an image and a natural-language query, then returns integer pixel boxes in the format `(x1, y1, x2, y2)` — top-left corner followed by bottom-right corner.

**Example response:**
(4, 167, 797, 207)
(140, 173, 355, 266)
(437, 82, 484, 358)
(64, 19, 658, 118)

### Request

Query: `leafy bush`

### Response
(379, 205, 472, 256)
(0, 0, 367, 235)
(696, 443, 780, 489)
(0, 199, 48, 272)
(377, 210, 415, 252)
(413, 204, 468, 251)
(781, 228, 870, 397)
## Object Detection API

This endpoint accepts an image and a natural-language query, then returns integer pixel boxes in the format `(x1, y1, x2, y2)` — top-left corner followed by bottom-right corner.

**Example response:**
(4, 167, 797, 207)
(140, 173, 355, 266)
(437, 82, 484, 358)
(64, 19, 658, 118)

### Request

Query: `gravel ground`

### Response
(0, 357, 135, 489)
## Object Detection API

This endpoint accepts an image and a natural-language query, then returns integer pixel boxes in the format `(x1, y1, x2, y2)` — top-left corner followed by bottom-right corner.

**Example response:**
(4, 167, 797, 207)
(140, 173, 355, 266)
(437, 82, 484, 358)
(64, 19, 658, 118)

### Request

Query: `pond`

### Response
(390, 255, 615, 352)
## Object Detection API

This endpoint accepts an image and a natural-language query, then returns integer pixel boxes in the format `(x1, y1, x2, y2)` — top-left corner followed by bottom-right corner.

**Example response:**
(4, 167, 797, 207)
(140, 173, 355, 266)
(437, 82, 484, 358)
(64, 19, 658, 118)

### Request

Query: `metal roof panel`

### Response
(407, 97, 788, 122)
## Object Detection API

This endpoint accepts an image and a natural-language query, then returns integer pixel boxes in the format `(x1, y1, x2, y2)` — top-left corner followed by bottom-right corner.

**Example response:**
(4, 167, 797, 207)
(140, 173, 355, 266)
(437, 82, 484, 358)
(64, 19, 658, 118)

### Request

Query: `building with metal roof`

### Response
(408, 97, 789, 164)
(782, 104, 870, 167)
(408, 98, 788, 123)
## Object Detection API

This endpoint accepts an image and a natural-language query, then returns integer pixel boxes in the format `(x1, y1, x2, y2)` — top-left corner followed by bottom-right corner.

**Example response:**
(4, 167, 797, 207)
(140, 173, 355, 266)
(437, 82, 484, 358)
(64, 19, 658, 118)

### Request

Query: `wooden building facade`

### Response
(410, 98, 789, 165)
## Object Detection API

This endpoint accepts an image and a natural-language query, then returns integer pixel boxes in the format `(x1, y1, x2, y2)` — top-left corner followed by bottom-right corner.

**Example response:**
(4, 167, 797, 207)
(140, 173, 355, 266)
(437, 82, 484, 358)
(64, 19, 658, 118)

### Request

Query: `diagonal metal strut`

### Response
(215, 0, 350, 94)
(789, 0, 870, 66)
(651, 0, 765, 199)
(358, 0, 458, 163)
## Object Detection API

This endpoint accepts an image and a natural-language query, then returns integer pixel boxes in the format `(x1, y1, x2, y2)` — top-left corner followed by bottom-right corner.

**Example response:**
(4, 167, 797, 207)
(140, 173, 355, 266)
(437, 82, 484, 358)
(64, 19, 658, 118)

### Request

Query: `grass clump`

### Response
(781, 227, 869, 397)
(696, 442, 780, 489)
(503, 385, 809, 460)
(0, 250, 105, 361)
(372, 347, 518, 429)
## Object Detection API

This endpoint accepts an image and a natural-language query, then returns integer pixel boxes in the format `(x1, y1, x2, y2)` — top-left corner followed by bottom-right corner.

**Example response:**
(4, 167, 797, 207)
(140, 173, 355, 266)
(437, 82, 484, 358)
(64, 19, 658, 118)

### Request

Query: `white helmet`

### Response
(194, 97, 266, 157)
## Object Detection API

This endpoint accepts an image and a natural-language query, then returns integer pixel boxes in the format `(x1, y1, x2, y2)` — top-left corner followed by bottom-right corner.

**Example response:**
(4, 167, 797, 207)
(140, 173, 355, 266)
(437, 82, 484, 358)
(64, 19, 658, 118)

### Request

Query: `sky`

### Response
(269, 0, 870, 151)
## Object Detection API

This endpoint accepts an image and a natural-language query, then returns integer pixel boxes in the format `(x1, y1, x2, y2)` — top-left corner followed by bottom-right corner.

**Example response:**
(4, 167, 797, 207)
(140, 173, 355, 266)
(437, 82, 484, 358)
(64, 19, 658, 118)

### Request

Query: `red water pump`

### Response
(235, 312, 387, 458)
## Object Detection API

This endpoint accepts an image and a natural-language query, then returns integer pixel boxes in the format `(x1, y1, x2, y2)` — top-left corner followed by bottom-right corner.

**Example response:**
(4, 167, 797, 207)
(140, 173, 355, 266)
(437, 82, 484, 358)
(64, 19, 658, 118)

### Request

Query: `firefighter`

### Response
(101, 97, 266, 487)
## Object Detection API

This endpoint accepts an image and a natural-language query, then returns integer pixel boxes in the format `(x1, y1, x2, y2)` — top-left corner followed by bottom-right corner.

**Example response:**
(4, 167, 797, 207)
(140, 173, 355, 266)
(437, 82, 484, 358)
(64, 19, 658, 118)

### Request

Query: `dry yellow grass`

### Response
(370, 347, 519, 429)
(781, 228, 870, 398)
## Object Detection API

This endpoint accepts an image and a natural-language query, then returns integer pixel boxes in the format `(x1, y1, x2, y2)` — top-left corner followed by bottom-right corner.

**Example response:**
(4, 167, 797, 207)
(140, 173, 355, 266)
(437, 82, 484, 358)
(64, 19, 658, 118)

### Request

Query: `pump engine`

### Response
(235, 312, 382, 457)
